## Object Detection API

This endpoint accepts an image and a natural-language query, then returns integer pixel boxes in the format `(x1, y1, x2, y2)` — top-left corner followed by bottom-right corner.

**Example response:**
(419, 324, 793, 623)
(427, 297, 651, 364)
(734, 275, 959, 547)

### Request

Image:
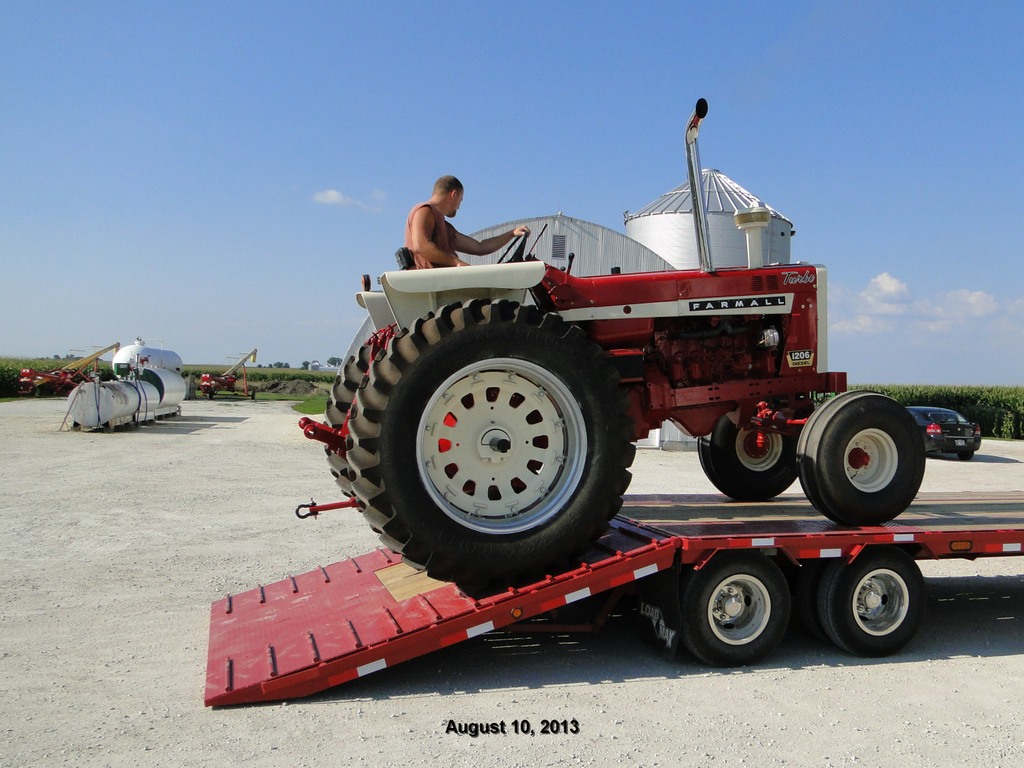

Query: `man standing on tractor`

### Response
(405, 175, 530, 268)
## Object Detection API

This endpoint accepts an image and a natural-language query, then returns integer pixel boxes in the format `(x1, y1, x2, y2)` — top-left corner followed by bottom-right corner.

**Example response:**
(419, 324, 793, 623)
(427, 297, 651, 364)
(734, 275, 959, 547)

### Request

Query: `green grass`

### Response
(251, 392, 328, 412)
(292, 395, 328, 415)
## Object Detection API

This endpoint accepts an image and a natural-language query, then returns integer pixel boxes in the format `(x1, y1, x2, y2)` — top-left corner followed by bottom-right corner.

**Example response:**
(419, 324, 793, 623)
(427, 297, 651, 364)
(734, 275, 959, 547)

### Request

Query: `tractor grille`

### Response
(750, 274, 780, 292)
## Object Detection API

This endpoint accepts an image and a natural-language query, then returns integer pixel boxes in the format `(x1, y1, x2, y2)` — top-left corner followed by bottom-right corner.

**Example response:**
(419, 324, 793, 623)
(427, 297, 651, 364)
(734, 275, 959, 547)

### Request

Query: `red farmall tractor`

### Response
(303, 100, 925, 587)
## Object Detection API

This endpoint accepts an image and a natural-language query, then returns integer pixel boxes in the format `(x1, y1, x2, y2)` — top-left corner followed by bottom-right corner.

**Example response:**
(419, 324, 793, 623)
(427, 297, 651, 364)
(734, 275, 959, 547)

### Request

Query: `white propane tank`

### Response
(140, 367, 186, 410)
(67, 380, 162, 428)
(66, 367, 185, 429)
(112, 337, 183, 376)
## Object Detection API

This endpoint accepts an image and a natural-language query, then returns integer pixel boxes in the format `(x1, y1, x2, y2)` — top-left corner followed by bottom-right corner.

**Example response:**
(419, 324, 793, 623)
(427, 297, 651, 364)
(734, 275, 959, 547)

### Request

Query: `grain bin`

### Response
(624, 169, 793, 270)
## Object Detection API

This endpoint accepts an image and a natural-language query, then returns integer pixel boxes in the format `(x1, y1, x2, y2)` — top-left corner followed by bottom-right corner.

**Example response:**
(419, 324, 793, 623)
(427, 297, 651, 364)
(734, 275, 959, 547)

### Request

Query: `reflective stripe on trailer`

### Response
(357, 659, 387, 677)
(633, 563, 659, 580)
(564, 588, 592, 604)
(465, 621, 494, 639)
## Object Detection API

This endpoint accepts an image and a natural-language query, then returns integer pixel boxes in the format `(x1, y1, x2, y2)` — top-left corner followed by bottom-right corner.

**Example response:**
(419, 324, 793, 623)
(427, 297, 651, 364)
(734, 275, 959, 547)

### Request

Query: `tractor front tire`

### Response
(698, 415, 798, 501)
(797, 392, 925, 526)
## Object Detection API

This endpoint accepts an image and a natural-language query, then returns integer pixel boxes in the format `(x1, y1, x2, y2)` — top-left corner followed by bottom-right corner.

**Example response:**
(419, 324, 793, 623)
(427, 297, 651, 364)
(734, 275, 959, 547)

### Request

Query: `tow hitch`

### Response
(295, 498, 360, 520)
(298, 417, 347, 455)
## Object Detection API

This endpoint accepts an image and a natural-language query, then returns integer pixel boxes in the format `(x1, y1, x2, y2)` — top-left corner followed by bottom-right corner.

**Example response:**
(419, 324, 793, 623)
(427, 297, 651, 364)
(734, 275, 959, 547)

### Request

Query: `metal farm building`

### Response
(467, 212, 669, 276)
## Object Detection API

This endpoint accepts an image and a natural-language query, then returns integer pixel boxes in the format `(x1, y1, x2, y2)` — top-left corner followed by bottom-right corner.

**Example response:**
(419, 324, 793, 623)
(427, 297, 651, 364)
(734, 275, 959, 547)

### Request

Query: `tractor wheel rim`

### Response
(417, 358, 586, 533)
(843, 428, 899, 493)
(737, 429, 783, 472)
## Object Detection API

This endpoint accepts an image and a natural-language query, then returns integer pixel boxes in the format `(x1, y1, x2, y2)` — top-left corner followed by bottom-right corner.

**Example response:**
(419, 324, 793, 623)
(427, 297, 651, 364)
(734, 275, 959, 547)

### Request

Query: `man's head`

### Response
(432, 175, 464, 217)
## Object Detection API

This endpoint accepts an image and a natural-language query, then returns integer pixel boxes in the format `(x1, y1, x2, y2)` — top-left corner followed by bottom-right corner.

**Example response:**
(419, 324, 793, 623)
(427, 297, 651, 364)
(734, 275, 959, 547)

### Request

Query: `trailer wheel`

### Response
(698, 416, 797, 501)
(346, 300, 635, 586)
(679, 552, 790, 666)
(957, 450, 975, 461)
(816, 547, 924, 657)
(797, 392, 924, 526)
(324, 345, 373, 497)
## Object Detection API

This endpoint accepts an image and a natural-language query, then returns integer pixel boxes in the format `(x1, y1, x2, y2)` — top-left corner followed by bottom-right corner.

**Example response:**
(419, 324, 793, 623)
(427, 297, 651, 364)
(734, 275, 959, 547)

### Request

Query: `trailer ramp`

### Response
(205, 519, 675, 706)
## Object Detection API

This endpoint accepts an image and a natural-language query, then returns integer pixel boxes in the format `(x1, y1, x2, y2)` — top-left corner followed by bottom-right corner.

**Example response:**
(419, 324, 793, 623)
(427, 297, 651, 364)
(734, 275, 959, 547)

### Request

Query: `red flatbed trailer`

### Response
(205, 491, 1024, 707)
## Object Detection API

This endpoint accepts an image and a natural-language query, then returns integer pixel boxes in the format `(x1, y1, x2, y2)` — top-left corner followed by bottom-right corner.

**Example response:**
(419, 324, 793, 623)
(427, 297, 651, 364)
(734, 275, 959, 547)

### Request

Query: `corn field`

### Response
(854, 384, 1024, 439)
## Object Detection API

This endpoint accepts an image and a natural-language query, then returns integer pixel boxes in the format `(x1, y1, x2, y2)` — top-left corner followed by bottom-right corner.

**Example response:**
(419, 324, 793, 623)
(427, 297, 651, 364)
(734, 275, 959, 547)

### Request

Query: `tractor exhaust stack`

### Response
(685, 98, 714, 273)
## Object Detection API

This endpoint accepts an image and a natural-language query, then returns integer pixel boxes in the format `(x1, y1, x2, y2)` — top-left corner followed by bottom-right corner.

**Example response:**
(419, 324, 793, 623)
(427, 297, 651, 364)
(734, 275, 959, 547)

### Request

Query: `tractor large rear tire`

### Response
(346, 300, 635, 587)
(323, 346, 373, 497)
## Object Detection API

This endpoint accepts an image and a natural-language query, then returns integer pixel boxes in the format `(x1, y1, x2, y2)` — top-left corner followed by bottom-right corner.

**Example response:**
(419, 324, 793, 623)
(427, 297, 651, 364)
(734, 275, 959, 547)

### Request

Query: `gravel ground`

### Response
(2, 398, 1023, 768)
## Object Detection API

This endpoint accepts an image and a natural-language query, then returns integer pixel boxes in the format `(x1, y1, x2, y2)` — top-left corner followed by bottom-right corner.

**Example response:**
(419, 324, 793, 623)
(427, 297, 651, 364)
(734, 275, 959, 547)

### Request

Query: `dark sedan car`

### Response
(906, 406, 982, 460)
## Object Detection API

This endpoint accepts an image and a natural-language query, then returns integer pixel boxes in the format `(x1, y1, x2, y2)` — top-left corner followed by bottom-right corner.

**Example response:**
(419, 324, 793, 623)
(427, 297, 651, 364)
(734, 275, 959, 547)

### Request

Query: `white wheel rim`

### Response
(706, 573, 772, 645)
(416, 358, 586, 533)
(843, 428, 899, 493)
(852, 568, 909, 636)
(735, 429, 783, 472)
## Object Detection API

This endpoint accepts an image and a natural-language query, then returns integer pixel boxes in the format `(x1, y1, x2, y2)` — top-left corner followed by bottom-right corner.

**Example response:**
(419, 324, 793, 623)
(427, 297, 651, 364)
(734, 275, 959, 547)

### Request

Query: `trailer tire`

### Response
(698, 416, 797, 501)
(679, 552, 790, 666)
(346, 300, 635, 586)
(324, 345, 374, 497)
(798, 392, 924, 526)
(816, 547, 924, 657)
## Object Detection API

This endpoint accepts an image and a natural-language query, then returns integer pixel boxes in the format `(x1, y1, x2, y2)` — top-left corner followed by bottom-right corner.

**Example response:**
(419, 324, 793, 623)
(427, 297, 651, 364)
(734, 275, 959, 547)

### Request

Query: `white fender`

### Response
(357, 261, 546, 331)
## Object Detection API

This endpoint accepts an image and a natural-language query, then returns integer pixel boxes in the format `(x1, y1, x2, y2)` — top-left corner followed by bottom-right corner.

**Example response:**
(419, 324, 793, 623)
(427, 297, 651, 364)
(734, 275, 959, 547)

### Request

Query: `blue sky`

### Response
(2, 2, 1022, 384)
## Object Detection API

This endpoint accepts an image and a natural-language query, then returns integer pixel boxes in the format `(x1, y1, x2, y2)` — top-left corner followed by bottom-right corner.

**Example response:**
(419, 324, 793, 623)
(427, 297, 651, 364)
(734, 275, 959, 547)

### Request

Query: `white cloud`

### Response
(311, 188, 385, 213)
(829, 275, 1023, 383)
(933, 289, 997, 318)
(832, 314, 893, 333)
(907, 288, 998, 333)
(831, 272, 1005, 338)
(830, 271, 909, 334)
(861, 272, 910, 316)
(990, 296, 1024, 343)
(312, 189, 348, 205)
